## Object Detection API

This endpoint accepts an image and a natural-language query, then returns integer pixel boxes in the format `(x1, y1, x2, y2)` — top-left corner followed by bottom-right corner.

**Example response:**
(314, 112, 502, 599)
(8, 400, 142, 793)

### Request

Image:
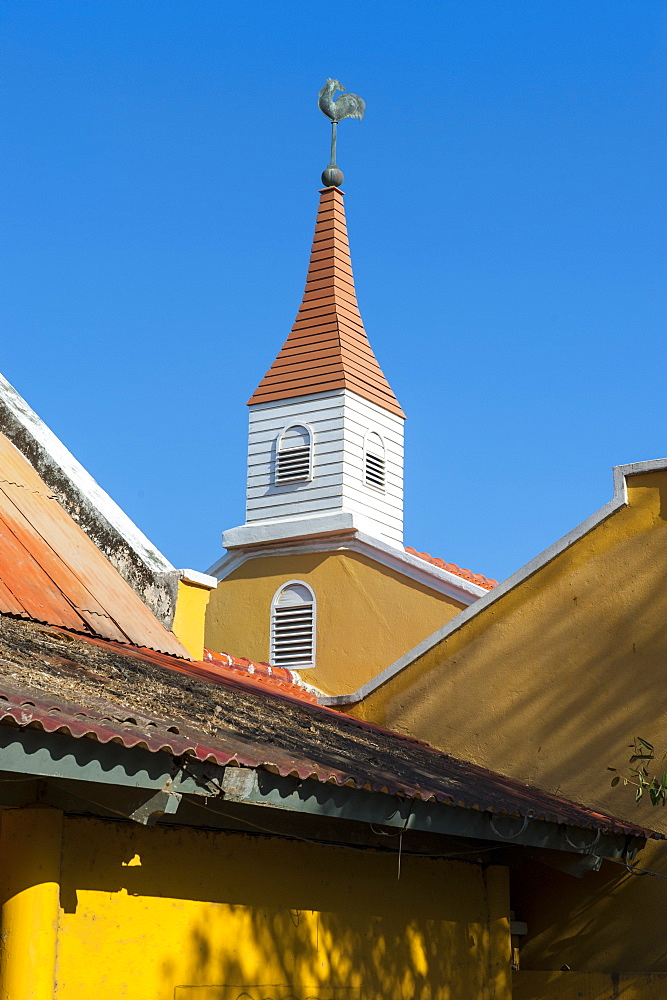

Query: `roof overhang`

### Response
(0, 723, 648, 868)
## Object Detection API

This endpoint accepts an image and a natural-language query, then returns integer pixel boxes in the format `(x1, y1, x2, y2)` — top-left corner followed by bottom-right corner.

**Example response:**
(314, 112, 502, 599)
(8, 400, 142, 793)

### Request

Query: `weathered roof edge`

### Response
(321, 457, 667, 706)
(0, 645, 659, 844)
(0, 372, 179, 626)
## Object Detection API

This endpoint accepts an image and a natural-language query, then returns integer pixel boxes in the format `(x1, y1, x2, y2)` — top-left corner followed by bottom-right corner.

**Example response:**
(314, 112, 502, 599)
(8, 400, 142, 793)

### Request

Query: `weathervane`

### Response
(318, 79, 366, 187)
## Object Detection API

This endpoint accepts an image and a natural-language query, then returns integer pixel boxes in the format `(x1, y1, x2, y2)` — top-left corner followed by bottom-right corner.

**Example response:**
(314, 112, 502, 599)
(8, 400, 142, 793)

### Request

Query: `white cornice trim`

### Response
(179, 568, 218, 590)
(222, 511, 365, 550)
(319, 458, 667, 707)
(208, 527, 486, 605)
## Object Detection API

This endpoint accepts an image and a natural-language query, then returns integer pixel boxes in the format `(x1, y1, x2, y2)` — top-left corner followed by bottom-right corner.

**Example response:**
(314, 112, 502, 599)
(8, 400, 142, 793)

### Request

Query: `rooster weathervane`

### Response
(318, 79, 366, 187)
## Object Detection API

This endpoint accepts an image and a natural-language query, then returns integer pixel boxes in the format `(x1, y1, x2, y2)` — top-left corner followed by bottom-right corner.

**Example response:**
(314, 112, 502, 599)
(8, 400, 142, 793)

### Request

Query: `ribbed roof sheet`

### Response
(0, 615, 658, 841)
(0, 433, 188, 657)
(248, 187, 405, 418)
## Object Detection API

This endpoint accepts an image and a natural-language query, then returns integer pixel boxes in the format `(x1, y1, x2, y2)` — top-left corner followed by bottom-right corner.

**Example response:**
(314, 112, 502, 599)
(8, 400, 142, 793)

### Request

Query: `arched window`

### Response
(364, 431, 386, 490)
(270, 581, 316, 668)
(276, 424, 313, 484)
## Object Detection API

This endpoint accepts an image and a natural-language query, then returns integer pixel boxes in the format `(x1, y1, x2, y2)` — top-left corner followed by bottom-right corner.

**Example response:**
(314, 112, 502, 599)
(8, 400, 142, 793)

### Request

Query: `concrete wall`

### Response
(0, 808, 512, 1000)
(205, 549, 466, 694)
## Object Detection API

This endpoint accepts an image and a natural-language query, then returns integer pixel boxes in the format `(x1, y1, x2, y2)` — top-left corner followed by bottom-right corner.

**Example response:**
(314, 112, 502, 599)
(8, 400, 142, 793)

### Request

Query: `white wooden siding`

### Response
(246, 389, 405, 546)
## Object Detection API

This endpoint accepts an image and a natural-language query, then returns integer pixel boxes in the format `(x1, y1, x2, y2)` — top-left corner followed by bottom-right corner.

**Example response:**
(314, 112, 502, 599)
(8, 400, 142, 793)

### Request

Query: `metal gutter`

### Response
(0, 727, 643, 861)
(0, 727, 220, 799)
(220, 767, 641, 863)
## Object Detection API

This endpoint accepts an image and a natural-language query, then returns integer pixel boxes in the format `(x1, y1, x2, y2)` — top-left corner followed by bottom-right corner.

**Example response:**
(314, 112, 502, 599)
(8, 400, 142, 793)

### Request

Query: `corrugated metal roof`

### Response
(0, 433, 188, 657)
(0, 615, 658, 841)
(248, 186, 405, 417)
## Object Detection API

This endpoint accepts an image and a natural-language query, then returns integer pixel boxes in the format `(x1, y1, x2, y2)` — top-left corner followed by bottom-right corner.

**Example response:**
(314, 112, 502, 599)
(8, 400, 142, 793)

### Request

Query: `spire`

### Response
(248, 186, 405, 419)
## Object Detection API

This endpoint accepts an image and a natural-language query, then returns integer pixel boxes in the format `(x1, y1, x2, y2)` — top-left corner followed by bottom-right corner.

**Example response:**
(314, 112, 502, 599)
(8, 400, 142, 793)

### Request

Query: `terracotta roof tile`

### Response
(0, 432, 189, 658)
(203, 648, 319, 704)
(405, 546, 498, 590)
(248, 187, 405, 418)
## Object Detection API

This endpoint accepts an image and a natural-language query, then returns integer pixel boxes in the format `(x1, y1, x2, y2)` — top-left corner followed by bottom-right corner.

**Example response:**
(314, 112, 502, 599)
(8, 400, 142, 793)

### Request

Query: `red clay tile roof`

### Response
(0, 432, 188, 658)
(203, 648, 318, 704)
(405, 547, 498, 590)
(248, 187, 405, 418)
(0, 615, 659, 840)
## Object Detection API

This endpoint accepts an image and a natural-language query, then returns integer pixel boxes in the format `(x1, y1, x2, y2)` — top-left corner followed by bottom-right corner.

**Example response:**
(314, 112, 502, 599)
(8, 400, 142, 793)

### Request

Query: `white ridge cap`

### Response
(0, 371, 175, 575)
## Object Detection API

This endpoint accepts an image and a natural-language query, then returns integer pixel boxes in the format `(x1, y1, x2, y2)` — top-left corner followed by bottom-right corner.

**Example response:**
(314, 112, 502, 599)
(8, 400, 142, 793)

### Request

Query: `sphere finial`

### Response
(321, 166, 344, 188)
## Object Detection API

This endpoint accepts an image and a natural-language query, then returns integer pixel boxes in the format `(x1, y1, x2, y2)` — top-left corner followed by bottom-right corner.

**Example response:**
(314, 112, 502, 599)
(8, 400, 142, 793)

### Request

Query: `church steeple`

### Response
(223, 84, 406, 552)
(249, 186, 404, 419)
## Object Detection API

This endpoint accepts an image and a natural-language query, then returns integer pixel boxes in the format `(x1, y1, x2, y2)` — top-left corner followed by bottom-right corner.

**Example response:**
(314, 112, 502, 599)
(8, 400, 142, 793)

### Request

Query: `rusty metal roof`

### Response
(248, 187, 405, 417)
(0, 433, 188, 657)
(0, 615, 658, 841)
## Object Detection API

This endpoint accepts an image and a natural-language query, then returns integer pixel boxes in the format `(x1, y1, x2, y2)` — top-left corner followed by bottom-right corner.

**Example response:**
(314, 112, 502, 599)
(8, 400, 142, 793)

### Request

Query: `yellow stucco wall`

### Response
(509, 841, 667, 976)
(205, 550, 466, 695)
(1, 813, 511, 1000)
(0, 809, 62, 1000)
(172, 579, 214, 660)
(354, 469, 667, 823)
(351, 467, 667, 973)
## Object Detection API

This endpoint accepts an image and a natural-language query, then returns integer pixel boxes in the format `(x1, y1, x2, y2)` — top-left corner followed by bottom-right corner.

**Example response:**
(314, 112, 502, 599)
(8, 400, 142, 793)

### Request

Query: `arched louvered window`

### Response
(276, 424, 313, 484)
(270, 581, 316, 668)
(364, 431, 386, 491)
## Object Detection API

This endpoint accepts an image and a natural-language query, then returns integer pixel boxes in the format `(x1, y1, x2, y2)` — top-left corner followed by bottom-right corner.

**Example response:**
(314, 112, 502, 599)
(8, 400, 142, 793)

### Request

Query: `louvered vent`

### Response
(276, 425, 312, 484)
(365, 432, 386, 490)
(271, 583, 315, 667)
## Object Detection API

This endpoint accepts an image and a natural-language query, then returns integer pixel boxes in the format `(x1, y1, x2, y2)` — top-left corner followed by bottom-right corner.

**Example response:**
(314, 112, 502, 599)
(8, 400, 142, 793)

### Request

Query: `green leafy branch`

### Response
(608, 737, 667, 807)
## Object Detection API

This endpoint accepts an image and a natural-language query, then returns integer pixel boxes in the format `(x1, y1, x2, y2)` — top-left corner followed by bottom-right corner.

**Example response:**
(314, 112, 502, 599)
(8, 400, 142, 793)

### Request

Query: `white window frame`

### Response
(270, 580, 316, 669)
(363, 429, 386, 493)
(275, 423, 314, 486)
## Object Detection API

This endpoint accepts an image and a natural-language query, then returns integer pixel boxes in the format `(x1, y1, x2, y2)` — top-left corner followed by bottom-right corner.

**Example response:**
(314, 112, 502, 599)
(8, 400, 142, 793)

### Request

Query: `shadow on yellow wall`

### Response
(513, 969, 667, 999)
(357, 473, 667, 823)
(53, 816, 509, 1000)
(352, 469, 667, 975)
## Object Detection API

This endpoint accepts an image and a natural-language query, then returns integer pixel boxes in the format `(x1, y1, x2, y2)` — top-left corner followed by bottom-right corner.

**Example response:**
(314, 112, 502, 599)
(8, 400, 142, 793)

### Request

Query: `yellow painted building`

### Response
(206, 548, 474, 695)
(0, 606, 654, 1000)
(319, 459, 667, 993)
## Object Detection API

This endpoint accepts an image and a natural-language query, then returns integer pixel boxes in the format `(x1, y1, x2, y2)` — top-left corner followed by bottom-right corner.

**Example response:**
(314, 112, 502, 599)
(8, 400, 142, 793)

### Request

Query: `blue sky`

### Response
(1, 1, 665, 582)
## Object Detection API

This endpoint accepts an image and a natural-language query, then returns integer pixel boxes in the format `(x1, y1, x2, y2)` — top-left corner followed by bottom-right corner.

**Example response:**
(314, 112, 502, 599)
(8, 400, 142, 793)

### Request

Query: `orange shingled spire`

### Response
(248, 186, 405, 418)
